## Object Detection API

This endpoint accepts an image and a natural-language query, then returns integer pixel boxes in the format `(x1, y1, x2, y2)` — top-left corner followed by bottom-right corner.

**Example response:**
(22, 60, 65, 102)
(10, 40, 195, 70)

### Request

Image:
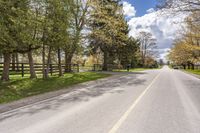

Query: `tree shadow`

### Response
(99, 71, 147, 75)
(182, 79, 200, 112)
(0, 73, 147, 121)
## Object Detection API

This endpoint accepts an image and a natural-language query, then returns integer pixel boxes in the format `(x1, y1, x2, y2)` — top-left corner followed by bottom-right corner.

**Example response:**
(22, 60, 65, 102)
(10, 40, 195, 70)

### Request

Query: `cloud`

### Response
(126, 5, 187, 60)
(128, 12, 186, 49)
(146, 8, 155, 13)
(123, 1, 136, 18)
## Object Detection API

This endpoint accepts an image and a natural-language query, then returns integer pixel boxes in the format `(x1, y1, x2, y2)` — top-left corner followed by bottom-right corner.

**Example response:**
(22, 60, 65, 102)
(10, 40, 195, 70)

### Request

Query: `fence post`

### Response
(21, 63, 24, 77)
(16, 63, 19, 72)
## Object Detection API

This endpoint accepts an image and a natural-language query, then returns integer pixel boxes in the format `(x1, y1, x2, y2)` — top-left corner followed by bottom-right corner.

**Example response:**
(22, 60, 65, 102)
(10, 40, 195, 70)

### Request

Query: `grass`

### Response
(184, 69, 200, 76)
(0, 72, 110, 104)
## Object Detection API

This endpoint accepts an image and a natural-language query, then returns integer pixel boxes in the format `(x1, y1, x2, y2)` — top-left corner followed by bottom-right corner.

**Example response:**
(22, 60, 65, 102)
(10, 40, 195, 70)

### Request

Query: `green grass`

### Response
(0, 72, 110, 104)
(184, 69, 200, 76)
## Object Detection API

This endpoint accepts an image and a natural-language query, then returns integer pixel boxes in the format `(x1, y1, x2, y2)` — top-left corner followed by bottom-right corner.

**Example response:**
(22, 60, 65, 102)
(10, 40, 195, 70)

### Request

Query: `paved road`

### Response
(0, 66, 200, 133)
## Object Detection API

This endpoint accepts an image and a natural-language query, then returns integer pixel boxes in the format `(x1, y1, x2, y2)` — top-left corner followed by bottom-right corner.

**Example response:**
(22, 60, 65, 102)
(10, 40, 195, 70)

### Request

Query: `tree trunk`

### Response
(28, 50, 37, 79)
(46, 47, 52, 77)
(16, 53, 19, 71)
(11, 53, 16, 71)
(65, 51, 73, 72)
(188, 64, 191, 69)
(1, 53, 11, 81)
(191, 64, 195, 70)
(183, 64, 186, 69)
(58, 48, 63, 76)
(42, 44, 48, 79)
(103, 51, 108, 71)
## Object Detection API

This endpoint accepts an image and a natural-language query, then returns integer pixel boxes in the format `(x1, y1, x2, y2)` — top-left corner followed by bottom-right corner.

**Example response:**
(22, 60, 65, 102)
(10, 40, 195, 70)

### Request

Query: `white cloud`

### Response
(123, 1, 136, 18)
(128, 12, 186, 49)
(126, 5, 187, 60)
(146, 8, 155, 13)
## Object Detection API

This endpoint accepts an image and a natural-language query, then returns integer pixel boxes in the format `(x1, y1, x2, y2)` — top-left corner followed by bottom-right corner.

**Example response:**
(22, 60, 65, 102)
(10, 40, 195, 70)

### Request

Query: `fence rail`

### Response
(0, 63, 81, 77)
(0, 63, 135, 77)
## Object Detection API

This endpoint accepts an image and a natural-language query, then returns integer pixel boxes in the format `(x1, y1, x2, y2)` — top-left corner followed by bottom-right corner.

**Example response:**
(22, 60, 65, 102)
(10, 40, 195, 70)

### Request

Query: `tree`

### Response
(118, 37, 140, 68)
(138, 31, 157, 67)
(41, 0, 71, 78)
(159, 59, 164, 66)
(161, 0, 200, 68)
(184, 12, 200, 46)
(157, 0, 200, 13)
(64, 0, 89, 72)
(15, 0, 43, 79)
(0, 0, 28, 81)
(88, 0, 129, 70)
(168, 41, 199, 68)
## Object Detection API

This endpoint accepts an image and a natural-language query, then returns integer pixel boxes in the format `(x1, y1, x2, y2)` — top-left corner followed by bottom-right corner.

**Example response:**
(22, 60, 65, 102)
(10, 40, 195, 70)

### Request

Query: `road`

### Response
(0, 66, 200, 133)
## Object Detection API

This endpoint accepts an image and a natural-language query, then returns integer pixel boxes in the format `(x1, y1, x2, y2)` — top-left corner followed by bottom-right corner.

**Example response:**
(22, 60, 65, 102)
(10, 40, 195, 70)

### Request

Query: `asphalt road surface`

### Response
(0, 66, 200, 133)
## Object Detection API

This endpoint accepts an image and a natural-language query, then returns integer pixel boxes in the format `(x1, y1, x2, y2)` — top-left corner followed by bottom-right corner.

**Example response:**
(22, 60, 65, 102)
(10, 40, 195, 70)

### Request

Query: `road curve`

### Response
(0, 66, 200, 133)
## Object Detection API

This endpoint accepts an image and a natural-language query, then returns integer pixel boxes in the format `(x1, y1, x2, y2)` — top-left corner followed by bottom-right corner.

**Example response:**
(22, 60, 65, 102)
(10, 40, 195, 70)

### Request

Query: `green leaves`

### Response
(88, 0, 137, 68)
(43, 0, 71, 48)
(0, 0, 73, 53)
(0, 0, 25, 53)
(88, 0, 128, 50)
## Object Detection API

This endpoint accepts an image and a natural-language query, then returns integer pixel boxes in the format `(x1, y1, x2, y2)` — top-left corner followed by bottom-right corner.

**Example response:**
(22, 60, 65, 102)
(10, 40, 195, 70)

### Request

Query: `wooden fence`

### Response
(0, 63, 80, 77)
(0, 63, 135, 77)
(193, 65, 200, 70)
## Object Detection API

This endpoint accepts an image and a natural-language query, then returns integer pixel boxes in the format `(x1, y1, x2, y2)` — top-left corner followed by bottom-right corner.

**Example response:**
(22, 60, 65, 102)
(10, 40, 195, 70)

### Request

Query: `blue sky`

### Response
(125, 0, 157, 16)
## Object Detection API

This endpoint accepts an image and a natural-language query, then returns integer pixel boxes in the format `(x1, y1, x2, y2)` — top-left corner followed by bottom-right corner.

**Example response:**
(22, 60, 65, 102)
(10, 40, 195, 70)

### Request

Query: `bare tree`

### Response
(64, 0, 89, 72)
(157, 0, 200, 13)
(138, 32, 157, 66)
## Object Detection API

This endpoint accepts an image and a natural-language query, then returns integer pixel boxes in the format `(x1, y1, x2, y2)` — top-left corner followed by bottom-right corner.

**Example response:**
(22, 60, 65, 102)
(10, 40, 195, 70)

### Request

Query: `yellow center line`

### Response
(108, 72, 161, 133)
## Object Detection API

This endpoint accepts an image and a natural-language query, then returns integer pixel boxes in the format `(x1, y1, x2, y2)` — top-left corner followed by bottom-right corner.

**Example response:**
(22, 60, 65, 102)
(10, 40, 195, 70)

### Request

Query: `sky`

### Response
(125, 0, 157, 17)
(122, 0, 187, 61)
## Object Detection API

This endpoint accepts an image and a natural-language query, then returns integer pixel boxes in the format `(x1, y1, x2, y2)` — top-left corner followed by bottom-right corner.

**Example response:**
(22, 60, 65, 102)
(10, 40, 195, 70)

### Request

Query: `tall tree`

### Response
(41, 0, 71, 77)
(138, 31, 157, 67)
(0, 0, 28, 81)
(160, 0, 200, 67)
(64, 0, 89, 72)
(88, 0, 129, 70)
(118, 37, 140, 68)
(15, 0, 43, 79)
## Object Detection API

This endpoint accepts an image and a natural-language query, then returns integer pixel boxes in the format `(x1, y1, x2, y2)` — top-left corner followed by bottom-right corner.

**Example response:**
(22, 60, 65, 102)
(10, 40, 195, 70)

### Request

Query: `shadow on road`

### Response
(99, 71, 147, 75)
(0, 72, 147, 121)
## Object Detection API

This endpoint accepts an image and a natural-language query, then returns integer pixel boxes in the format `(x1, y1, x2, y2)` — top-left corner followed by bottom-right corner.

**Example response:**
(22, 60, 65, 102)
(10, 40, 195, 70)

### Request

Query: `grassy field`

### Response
(184, 69, 200, 76)
(0, 72, 110, 104)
